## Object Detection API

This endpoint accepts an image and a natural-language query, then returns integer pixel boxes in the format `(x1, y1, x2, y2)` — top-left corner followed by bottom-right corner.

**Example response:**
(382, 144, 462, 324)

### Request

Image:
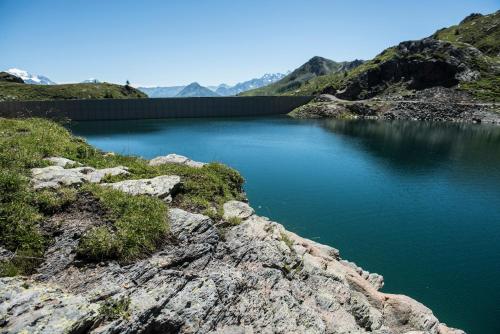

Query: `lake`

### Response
(70, 116, 500, 334)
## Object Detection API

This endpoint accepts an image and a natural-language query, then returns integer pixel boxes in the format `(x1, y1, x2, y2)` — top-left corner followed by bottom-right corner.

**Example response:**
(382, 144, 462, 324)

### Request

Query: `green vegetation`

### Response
(0, 117, 244, 276)
(432, 11, 500, 101)
(227, 216, 242, 226)
(280, 231, 294, 249)
(99, 296, 131, 320)
(77, 184, 169, 262)
(433, 11, 500, 57)
(0, 82, 147, 101)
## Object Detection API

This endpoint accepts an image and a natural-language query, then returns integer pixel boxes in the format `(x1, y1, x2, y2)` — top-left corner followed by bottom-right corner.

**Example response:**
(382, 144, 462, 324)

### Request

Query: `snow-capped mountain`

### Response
(214, 73, 287, 96)
(6, 68, 56, 85)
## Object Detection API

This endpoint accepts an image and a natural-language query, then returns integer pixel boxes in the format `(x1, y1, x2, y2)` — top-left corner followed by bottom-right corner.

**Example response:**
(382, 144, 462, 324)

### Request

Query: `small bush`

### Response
(280, 232, 294, 249)
(227, 216, 242, 226)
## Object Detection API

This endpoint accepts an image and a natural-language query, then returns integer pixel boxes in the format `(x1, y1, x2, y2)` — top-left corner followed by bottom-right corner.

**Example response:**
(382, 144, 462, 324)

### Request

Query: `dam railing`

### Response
(0, 96, 314, 121)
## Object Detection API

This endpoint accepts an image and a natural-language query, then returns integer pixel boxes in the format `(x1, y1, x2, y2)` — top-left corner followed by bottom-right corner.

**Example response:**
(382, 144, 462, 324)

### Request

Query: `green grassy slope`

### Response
(0, 82, 147, 101)
(0, 118, 244, 275)
(432, 11, 500, 57)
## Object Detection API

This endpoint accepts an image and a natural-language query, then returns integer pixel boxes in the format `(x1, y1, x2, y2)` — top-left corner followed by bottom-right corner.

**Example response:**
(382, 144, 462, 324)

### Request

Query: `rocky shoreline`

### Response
(0, 153, 465, 333)
(290, 89, 499, 124)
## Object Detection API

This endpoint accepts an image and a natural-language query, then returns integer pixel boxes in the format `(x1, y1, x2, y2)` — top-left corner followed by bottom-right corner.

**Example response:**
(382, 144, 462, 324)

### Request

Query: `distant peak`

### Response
(5, 68, 55, 85)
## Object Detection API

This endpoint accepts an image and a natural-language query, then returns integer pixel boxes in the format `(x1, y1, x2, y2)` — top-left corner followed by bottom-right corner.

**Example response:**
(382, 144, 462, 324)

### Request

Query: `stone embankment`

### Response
(0, 154, 465, 334)
(291, 89, 499, 124)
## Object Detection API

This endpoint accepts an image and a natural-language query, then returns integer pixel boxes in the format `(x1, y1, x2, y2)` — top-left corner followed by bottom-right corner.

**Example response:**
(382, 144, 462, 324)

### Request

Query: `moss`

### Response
(99, 296, 131, 320)
(77, 184, 169, 262)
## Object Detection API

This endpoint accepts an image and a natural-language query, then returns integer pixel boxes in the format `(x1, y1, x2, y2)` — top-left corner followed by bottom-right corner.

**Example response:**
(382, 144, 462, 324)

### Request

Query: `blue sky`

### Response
(0, 0, 498, 86)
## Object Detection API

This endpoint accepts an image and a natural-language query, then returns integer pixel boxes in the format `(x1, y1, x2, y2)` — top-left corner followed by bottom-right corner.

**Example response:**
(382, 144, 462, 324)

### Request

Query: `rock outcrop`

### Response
(1, 156, 465, 333)
(149, 154, 207, 168)
(102, 175, 181, 202)
(31, 165, 130, 189)
(0, 72, 25, 84)
(290, 92, 500, 124)
(334, 38, 484, 101)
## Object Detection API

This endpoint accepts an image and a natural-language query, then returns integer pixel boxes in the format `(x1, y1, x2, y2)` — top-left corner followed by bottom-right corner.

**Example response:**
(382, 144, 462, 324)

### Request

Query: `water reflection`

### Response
(321, 119, 500, 173)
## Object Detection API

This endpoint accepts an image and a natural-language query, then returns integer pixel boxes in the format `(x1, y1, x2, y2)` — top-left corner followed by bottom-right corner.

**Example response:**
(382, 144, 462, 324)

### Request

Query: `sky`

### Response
(0, 0, 498, 87)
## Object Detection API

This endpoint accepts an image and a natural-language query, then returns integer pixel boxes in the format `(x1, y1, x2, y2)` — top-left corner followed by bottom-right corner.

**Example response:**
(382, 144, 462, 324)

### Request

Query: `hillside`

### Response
(241, 57, 363, 96)
(175, 82, 220, 97)
(432, 12, 500, 57)
(286, 11, 500, 102)
(0, 81, 147, 101)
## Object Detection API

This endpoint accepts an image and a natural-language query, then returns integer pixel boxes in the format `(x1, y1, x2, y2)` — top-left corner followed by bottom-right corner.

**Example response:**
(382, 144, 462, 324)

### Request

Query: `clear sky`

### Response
(1, 0, 498, 86)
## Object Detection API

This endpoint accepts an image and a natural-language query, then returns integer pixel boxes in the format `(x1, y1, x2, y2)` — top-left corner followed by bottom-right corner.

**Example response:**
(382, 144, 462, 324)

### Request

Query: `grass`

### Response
(0, 82, 147, 101)
(280, 231, 294, 250)
(0, 117, 245, 275)
(99, 296, 131, 320)
(227, 216, 242, 226)
(77, 184, 169, 262)
(432, 11, 499, 57)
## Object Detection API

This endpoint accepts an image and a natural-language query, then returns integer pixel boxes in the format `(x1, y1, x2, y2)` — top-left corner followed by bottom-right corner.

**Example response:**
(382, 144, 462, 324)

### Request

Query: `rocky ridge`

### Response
(0, 155, 465, 333)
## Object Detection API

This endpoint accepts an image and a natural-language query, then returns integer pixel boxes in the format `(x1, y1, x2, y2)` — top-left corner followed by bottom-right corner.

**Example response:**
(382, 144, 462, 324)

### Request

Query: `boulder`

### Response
(31, 165, 129, 189)
(44, 157, 79, 167)
(102, 175, 181, 202)
(149, 153, 207, 168)
(223, 200, 255, 220)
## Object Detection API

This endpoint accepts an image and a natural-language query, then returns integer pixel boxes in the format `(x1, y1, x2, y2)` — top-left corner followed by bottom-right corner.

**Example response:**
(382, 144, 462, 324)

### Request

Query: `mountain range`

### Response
(138, 72, 286, 98)
(240, 57, 364, 96)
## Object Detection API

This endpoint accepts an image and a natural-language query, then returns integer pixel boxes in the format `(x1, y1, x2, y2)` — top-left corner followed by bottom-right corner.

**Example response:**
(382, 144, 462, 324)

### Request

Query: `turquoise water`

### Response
(70, 117, 500, 334)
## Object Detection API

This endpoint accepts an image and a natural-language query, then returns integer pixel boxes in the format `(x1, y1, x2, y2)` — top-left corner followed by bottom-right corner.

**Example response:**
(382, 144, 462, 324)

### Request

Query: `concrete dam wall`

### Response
(0, 96, 314, 121)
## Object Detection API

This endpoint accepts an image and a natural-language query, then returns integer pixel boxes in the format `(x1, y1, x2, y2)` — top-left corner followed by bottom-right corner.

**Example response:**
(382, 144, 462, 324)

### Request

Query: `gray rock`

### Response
(86, 167, 131, 183)
(0, 247, 13, 262)
(44, 156, 79, 167)
(31, 166, 91, 189)
(149, 153, 207, 168)
(223, 200, 255, 220)
(0, 278, 100, 334)
(102, 175, 181, 202)
(0, 208, 464, 334)
(31, 165, 129, 189)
